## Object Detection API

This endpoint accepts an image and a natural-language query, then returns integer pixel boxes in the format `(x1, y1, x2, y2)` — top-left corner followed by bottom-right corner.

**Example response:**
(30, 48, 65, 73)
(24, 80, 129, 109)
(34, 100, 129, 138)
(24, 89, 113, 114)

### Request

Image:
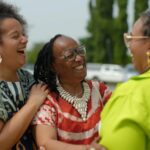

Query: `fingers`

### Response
(93, 136, 100, 143)
(39, 146, 46, 150)
(90, 143, 106, 150)
(99, 146, 106, 150)
(33, 82, 49, 92)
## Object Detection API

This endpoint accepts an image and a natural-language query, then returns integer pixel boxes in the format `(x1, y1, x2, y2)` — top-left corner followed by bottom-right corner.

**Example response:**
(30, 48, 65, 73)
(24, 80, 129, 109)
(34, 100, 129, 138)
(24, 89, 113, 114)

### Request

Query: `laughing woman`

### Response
(99, 10, 150, 150)
(0, 1, 48, 149)
(32, 34, 111, 150)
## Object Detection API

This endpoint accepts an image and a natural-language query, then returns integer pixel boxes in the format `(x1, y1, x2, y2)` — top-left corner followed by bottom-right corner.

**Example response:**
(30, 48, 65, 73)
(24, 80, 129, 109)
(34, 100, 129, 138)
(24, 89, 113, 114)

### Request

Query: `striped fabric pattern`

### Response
(32, 80, 111, 144)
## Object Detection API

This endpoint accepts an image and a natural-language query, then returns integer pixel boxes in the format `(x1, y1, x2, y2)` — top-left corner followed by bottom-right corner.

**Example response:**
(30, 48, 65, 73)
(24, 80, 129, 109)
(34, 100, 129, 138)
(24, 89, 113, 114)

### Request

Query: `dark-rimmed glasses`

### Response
(59, 45, 86, 62)
(123, 33, 150, 48)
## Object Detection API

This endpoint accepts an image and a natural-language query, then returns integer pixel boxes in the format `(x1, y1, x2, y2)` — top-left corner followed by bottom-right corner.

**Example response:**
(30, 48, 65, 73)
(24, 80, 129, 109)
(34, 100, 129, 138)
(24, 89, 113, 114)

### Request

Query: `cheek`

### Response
(130, 40, 146, 55)
(54, 63, 70, 74)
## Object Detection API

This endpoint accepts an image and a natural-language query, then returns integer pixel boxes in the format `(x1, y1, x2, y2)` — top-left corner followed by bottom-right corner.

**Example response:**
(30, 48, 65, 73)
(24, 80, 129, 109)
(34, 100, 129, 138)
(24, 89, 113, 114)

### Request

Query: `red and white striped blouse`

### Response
(32, 80, 111, 144)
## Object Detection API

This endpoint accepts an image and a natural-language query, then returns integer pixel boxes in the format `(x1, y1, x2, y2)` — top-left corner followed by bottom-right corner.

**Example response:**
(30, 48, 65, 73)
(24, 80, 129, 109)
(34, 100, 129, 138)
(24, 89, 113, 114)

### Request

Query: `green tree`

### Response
(113, 0, 129, 65)
(26, 42, 44, 64)
(134, 0, 148, 20)
(80, 0, 149, 65)
(80, 0, 114, 63)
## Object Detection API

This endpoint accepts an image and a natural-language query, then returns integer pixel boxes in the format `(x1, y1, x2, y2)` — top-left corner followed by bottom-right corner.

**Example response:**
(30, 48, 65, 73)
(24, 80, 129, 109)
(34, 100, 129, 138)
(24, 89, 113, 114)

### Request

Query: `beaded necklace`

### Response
(57, 81, 90, 121)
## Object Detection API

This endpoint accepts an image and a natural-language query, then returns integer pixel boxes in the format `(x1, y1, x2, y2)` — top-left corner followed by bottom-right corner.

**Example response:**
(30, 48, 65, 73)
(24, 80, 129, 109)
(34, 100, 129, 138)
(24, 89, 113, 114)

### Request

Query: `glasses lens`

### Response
(63, 49, 75, 61)
(76, 45, 86, 55)
(63, 45, 86, 61)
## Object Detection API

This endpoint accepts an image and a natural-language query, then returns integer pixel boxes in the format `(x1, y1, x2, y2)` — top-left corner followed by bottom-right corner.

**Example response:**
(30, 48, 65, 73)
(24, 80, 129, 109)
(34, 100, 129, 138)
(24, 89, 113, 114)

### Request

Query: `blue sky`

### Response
(5, 0, 90, 49)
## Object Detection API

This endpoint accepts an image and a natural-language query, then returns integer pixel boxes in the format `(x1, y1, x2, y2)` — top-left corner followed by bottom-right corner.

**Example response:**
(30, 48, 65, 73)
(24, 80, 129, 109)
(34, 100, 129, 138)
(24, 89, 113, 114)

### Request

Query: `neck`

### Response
(58, 79, 83, 97)
(0, 67, 19, 81)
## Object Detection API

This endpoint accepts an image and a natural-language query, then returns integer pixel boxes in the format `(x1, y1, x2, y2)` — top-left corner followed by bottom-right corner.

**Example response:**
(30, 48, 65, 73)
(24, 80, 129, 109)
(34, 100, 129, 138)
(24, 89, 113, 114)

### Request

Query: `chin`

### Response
(18, 62, 26, 68)
(77, 74, 86, 81)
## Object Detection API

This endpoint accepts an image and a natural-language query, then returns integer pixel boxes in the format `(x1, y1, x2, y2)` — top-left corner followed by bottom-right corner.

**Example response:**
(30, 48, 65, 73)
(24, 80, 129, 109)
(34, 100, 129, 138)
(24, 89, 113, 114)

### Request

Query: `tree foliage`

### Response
(134, 0, 148, 20)
(27, 0, 149, 65)
(113, 0, 129, 65)
(26, 42, 44, 64)
(80, 0, 149, 65)
(81, 0, 114, 63)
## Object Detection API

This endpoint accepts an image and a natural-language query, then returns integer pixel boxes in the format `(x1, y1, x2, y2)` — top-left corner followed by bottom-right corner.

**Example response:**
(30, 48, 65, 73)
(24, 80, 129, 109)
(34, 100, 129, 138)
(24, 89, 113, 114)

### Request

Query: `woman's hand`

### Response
(27, 82, 49, 109)
(86, 136, 106, 150)
(88, 143, 106, 150)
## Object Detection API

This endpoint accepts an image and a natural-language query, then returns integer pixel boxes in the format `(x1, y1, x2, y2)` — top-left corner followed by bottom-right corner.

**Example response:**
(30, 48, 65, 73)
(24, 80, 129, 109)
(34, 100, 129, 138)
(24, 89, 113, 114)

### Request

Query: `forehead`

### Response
(1, 18, 22, 34)
(132, 18, 143, 34)
(53, 36, 78, 56)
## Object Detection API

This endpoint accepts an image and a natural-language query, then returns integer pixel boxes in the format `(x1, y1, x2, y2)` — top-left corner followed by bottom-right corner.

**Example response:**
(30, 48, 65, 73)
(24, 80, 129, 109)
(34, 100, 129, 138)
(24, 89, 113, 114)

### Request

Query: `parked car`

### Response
(123, 64, 138, 81)
(86, 63, 125, 83)
(86, 63, 101, 80)
(99, 64, 124, 83)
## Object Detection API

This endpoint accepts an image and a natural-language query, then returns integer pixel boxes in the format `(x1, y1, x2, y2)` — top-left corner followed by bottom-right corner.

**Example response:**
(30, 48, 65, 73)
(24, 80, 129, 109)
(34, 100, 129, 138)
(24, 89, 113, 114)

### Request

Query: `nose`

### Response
(75, 54, 84, 62)
(20, 35, 28, 44)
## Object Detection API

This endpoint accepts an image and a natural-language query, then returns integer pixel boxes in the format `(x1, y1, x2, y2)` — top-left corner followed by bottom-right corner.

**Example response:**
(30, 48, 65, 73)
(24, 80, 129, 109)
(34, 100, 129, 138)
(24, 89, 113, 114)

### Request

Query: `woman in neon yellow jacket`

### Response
(99, 10, 150, 150)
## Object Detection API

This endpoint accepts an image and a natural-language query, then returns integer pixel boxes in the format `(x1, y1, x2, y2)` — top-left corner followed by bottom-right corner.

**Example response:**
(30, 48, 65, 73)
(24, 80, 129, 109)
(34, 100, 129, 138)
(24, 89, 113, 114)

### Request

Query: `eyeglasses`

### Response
(123, 33, 150, 48)
(59, 45, 86, 62)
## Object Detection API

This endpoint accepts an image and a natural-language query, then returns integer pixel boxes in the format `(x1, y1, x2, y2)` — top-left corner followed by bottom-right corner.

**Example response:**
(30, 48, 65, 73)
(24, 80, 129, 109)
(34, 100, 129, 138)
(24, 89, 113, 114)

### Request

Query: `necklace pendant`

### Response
(73, 100, 87, 121)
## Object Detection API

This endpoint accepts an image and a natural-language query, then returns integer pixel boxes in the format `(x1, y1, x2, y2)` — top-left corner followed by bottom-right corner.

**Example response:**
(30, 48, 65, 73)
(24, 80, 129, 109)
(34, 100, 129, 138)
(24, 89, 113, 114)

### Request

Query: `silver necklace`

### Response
(57, 81, 90, 121)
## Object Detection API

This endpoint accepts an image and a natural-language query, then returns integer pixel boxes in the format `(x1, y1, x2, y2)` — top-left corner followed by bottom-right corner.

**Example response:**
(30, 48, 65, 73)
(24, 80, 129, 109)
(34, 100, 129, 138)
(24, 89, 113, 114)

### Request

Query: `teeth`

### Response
(75, 65, 83, 70)
(17, 49, 25, 53)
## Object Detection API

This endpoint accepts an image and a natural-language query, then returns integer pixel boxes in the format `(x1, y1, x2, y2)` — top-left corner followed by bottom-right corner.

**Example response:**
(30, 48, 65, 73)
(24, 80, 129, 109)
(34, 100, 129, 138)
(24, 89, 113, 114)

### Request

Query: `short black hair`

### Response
(0, 1, 27, 41)
(140, 10, 150, 36)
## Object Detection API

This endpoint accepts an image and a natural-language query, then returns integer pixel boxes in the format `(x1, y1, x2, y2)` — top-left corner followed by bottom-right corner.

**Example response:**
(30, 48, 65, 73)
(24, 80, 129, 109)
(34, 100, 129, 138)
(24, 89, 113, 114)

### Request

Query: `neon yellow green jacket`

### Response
(99, 70, 150, 150)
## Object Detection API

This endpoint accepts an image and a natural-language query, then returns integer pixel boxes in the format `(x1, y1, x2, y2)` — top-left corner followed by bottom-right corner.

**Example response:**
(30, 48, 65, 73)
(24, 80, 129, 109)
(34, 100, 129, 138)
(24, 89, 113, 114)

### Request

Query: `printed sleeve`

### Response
(19, 69, 35, 89)
(23, 69, 35, 88)
(0, 91, 8, 122)
(32, 104, 56, 127)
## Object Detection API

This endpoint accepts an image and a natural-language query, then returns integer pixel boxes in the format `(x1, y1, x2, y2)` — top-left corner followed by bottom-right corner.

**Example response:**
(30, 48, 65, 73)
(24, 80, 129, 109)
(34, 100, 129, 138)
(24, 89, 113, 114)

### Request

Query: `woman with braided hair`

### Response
(32, 34, 111, 150)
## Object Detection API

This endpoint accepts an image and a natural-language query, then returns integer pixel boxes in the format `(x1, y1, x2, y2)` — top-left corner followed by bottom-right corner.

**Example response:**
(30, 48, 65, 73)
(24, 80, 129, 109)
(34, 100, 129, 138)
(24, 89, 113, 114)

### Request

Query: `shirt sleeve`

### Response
(32, 103, 56, 127)
(0, 90, 8, 122)
(23, 69, 35, 89)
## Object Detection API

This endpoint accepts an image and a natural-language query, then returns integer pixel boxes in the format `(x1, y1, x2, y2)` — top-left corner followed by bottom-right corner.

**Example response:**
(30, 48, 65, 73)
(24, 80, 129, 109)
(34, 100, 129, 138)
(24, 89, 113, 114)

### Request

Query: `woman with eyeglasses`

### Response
(99, 10, 150, 150)
(32, 34, 111, 150)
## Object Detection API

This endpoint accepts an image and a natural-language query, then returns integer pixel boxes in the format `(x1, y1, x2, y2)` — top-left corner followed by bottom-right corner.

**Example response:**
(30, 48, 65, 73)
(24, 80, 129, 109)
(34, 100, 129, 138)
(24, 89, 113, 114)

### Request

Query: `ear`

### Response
(146, 47, 150, 53)
(0, 47, 2, 57)
(0, 45, 2, 53)
(147, 39, 150, 49)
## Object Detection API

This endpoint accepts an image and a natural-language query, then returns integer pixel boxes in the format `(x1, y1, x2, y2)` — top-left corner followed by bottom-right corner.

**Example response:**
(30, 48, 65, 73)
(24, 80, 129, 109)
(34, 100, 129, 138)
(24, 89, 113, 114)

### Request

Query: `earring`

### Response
(0, 55, 2, 64)
(146, 51, 150, 68)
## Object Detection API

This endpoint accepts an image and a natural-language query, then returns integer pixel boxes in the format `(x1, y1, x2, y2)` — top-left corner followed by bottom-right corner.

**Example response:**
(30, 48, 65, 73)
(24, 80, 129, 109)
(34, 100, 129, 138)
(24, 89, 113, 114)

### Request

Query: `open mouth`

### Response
(75, 65, 84, 70)
(17, 49, 25, 54)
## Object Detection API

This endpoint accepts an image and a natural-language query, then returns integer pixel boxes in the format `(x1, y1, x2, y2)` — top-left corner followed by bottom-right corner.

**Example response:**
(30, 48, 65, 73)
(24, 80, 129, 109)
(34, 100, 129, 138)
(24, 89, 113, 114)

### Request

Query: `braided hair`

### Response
(34, 34, 62, 94)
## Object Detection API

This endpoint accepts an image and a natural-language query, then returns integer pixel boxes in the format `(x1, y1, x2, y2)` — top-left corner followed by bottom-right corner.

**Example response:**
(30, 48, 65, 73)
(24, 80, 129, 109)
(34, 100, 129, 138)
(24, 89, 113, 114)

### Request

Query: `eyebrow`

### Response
(8, 30, 20, 36)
